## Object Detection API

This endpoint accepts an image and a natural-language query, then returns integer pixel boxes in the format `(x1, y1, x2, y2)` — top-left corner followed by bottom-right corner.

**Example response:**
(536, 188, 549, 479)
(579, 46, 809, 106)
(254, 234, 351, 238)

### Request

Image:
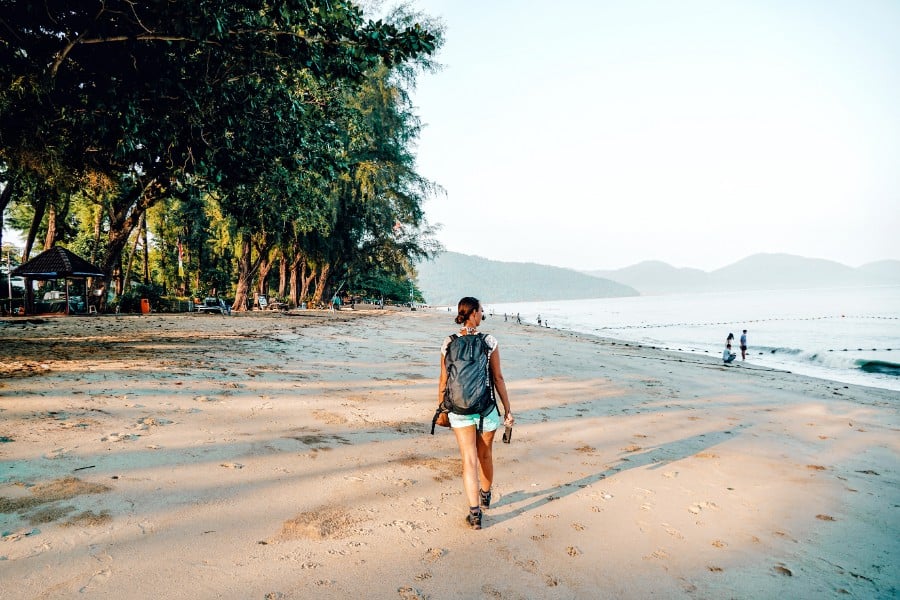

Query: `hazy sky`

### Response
(409, 0, 900, 271)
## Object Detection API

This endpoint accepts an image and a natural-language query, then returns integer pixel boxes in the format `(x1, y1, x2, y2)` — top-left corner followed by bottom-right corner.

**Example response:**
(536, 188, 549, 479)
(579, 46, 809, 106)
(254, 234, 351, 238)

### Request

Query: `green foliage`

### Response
(0, 1, 441, 303)
(117, 282, 165, 313)
(353, 271, 423, 304)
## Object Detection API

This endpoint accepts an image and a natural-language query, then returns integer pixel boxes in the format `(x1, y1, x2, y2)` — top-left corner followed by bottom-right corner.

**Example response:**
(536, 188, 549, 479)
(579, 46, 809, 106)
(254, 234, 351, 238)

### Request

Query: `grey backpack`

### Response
(432, 333, 496, 433)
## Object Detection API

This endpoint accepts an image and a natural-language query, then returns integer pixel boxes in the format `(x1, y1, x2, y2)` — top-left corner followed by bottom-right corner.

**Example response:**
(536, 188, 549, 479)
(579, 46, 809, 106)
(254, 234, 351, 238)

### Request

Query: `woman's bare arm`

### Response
(438, 353, 448, 407)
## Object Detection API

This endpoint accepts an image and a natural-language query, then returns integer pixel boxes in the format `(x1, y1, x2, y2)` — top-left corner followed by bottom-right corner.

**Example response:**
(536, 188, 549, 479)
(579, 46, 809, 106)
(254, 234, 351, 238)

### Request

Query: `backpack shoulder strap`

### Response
(445, 333, 460, 348)
(476, 332, 489, 350)
(478, 333, 499, 419)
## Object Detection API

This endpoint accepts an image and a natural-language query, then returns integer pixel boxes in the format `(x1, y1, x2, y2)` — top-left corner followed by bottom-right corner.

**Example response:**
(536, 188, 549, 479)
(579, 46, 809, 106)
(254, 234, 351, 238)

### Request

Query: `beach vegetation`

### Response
(0, 0, 441, 311)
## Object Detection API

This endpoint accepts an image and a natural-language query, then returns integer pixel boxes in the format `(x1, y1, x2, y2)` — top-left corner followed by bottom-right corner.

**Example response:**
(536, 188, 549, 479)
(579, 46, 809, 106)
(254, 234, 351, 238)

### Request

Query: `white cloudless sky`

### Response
(408, 0, 900, 271)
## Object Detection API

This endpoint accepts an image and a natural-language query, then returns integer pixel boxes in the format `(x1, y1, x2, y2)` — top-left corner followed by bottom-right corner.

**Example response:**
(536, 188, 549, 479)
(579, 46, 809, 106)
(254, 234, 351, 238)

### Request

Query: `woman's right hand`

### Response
(504, 411, 514, 426)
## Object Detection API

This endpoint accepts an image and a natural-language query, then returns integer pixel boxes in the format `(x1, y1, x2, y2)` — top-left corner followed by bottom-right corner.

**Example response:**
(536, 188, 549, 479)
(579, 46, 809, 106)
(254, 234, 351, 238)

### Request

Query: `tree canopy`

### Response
(0, 0, 441, 310)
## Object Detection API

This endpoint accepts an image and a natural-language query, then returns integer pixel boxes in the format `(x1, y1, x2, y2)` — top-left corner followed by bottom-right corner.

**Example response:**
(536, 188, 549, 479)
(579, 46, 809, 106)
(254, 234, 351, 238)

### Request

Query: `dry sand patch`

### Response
(279, 506, 363, 541)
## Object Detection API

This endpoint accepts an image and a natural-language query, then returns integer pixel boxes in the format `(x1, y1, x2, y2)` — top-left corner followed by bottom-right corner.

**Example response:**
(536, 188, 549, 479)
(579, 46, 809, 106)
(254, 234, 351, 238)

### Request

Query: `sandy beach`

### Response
(0, 308, 897, 599)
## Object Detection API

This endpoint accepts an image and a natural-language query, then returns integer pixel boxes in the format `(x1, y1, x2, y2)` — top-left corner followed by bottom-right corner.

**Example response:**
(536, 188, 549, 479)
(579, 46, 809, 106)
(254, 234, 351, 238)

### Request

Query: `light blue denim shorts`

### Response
(449, 405, 502, 431)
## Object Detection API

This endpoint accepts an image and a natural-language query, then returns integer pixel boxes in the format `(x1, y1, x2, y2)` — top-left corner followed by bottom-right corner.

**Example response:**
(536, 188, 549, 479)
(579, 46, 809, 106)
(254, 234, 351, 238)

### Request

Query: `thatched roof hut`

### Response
(12, 247, 105, 315)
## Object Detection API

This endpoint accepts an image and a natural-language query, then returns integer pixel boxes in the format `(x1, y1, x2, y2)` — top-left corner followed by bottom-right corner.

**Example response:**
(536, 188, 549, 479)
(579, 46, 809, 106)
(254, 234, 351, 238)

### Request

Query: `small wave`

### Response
(760, 346, 803, 356)
(858, 360, 900, 377)
(761, 347, 886, 371)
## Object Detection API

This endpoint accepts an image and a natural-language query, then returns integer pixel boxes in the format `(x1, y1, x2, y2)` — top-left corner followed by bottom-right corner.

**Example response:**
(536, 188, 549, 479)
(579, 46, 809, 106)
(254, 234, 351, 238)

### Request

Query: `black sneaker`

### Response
(466, 509, 482, 530)
(479, 489, 492, 509)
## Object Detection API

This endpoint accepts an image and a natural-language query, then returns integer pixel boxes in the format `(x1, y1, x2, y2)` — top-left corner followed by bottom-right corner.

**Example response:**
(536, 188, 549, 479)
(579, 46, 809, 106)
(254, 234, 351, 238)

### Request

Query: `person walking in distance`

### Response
(740, 329, 748, 360)
(437, 297, 513, 530)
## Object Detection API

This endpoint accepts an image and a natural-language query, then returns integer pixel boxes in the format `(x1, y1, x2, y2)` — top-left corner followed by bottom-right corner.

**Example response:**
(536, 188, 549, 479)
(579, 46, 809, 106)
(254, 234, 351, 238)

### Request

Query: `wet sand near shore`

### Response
(1, 309, 897, 599)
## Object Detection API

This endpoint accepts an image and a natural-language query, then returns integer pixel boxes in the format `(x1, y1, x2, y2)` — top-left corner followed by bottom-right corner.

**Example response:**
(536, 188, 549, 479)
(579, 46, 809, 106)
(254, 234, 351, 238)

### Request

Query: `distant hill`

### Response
(858, 260, 900, 281)
(588, 261, 710, 295)
(415, 252, 638, 306)
(587, 253, 900, 295)
(709, 253, 865, 289)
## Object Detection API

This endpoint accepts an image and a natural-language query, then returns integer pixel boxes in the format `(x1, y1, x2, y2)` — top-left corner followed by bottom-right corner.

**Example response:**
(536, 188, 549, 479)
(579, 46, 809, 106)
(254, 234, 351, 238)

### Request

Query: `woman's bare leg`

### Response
(476, 429, 496, 493)
(453, 425, 480, 508)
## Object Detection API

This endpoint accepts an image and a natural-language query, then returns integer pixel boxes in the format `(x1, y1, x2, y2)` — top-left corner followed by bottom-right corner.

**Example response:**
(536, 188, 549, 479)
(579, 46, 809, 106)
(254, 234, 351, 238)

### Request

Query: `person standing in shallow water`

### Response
(740, 329, 748, 360)
(438, 297, 514, 530)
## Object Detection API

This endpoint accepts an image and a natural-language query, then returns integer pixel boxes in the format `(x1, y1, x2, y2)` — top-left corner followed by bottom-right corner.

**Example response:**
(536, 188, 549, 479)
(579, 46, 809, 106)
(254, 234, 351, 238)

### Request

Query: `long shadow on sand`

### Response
(489, 427, 742, 525)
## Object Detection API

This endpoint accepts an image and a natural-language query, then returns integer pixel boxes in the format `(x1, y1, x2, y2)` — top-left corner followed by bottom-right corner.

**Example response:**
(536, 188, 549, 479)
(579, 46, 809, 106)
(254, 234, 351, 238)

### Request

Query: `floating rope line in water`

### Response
(605, 341, 894, 353)
(828, 348, 894, 352)
(592, 314, 898, 331)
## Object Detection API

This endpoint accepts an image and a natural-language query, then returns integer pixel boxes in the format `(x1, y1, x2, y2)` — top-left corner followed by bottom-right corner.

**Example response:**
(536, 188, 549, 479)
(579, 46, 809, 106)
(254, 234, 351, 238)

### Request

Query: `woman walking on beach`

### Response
(438, 297, 514, 530)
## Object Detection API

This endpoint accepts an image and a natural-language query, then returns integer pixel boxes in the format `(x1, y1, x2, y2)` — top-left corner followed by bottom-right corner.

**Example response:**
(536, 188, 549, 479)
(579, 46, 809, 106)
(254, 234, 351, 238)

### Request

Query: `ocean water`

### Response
(487, 286, 900, 392)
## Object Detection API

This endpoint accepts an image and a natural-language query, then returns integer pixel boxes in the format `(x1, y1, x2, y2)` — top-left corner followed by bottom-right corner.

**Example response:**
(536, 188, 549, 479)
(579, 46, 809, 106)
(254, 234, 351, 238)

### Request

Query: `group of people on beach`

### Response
(723, 330, 748, 364)
(502, 312, 547, 328)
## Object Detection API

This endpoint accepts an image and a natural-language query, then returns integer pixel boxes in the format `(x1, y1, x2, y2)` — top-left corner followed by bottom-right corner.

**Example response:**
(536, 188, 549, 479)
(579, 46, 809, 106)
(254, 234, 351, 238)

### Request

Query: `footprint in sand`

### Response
(662, 524, 684, 539)
(398, 585, 425, 600)
(773, 530, 797, 542)
(78, 569, 111, 593)
(688, 501, 718, 515)
(138, 519, 155, 535)
(774, 565, 793, 576)
(423, 547, 446, 563)
(386, 519, 424, 533)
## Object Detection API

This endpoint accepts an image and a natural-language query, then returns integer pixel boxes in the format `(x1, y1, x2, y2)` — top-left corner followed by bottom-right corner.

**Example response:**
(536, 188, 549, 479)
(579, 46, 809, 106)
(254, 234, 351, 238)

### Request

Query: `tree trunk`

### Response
(288, 248, 303, 306)
(233, 233, 253, 312)
(232, 231, 273, 312)
(278, 252, 288, 301)
(312, 262, 331, 305)
(142, 219, 150, 284)
(112, 260, 123, 297)
(122, 214, 143, 293)
(22, 190, 47, 261)
(300, 261, 316, 301)
(90, 206, 102, 264)
(257, 248, 276, 298)
(99, 170, 166, 306)
(43, 204, 57, 250)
